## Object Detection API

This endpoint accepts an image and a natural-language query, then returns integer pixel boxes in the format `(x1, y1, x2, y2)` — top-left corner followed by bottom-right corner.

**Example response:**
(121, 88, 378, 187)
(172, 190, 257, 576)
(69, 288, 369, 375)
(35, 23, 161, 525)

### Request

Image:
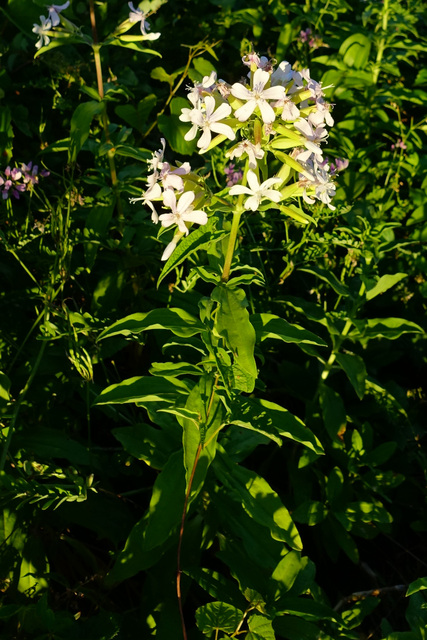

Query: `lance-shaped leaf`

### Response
(214, 450, 302, 550)
(364, 272, 407, 301)
(251, 314, 327, 347)
(228, 396, 324, 454)
(98, 308, 204, 340)
(68, 100, 104, 164)
(336, 352, 367, 399)
(299, 266, 351, 297)
(350, 317, 424, 341)
(93, 376, 188, 406)
(212, 285, 257, 393)
(157, 216, 225, 286)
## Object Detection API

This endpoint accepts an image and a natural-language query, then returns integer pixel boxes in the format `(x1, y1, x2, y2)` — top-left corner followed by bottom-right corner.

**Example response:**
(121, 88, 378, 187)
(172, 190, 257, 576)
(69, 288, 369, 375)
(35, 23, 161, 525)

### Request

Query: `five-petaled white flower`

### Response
(32, 16, 52, 50)
(159, 190, 207, 235)
(128, 1, 160, 40)
(181, 95, 235, 152)
(47, 2, 70, 27)
(226, 140, 264, 170)
(229, 170, 282, 211)
(230, 69, 286, 124)
(130, 182, 162, 223)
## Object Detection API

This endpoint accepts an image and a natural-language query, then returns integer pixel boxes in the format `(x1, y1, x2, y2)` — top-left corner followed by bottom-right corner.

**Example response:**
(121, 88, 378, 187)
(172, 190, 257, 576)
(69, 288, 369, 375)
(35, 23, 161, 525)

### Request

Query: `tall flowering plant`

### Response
(96, 51, 344, 639)
(131, 53, 338, 270)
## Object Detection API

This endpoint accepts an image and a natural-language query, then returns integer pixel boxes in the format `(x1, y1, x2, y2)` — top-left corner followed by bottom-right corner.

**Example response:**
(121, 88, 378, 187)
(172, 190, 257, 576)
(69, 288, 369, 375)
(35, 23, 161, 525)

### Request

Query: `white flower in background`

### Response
(298, 157, 336, 210)
(242, 52, 270, 70)
(309, 100, 334, 127)
(294, 118, 328, 162)
(128, 1, 160, 40)
(229, 170, 282, 211)
(231, 69, 286, 124)
(159, 190, 207, 235)
(271, 61, 293, 86)
(32, 16, 52, 49)
(187, 71, 217, 108)
(47, 2, 69, 27)
(275, 95, 300, 121)
(226, 140, 264, 170)
(181, 95, 235, 151)
(159, 161, 191, 191)
(148, 138, 166, 173)
(130, 182, 162, 223)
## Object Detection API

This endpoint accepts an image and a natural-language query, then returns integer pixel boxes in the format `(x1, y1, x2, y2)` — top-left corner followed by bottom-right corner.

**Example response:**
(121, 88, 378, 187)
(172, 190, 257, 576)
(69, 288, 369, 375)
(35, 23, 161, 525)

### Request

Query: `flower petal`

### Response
(246, 170, 260, 192)
(234, 100, 256, 122)
(183, 210, 208, 226)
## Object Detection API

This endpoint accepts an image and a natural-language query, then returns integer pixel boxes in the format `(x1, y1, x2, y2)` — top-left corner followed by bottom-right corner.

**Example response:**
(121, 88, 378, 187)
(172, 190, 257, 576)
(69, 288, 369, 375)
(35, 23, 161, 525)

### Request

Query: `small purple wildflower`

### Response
(299, 28, 312, 43)
(0, 162, 50, 200)
(391, 138, 407, 151)
(224, 163, 243, 188)
(330, 157, 349, 174)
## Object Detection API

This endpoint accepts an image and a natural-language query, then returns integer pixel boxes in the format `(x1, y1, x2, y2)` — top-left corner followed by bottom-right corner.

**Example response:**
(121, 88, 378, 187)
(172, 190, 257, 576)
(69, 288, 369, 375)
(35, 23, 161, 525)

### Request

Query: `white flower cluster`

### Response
(32, 2, 70, 49)
(132, 52, 344, 259)
(130, 139, 207, 260)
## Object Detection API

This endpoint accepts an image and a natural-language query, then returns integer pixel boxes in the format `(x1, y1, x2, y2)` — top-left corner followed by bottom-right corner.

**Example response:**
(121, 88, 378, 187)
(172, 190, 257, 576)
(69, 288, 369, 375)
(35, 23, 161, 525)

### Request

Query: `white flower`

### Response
(180, 95, 235, 151)
(128, 1, 160, 40)
(274, 95, 300, 121)
(47, 2, 69, 27)
(308, 100, 334, 127)
(159, 190, 207, 235)
(161, 237, 179, 261)
(147, 138, 166, 173)
(294, 118, 328, 162)
(32, 16, 52, 50)
(271, 61, 293, 86)
(231, 68, 286, 124)
(159, 162, 191, 191)
(226, 140, 264, 170)
(229, 170, 282, 211)
(187, 72, 217, 108)
(129, 182, 162, 223)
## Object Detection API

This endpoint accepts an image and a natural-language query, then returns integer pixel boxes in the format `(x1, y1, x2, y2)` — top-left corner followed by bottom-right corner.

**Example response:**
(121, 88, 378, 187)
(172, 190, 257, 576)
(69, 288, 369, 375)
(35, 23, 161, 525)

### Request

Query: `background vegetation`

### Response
(0, 0, 426, 638)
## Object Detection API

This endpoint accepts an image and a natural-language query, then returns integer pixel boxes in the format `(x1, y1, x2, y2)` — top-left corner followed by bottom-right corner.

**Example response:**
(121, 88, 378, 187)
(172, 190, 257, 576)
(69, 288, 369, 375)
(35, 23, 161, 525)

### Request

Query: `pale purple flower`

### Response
(128, 2, 160, 40)
(159, 190, 207, 235)
(226, 140, 265, 170)
(32, 15, 52, 50)
(330, 157, 349, 173)
(391, 138, 407, 151)
(299, 28, 312, 43)
(224, 164, 243, 187)
(229, 170, 282, 211)
(47, 2, 70, 27)
(187, 72, 217, 108)
(231, 68, 286, 124)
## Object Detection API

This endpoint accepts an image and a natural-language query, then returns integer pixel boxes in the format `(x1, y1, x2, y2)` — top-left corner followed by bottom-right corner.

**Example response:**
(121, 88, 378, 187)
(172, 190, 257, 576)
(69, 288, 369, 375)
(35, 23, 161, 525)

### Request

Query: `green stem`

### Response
(221, 162, 249, 283)
(89, 0, 124, 224)
(372, 0, 389, 84)
(0, 340, 48, 472)
(320, 280, 366, 383)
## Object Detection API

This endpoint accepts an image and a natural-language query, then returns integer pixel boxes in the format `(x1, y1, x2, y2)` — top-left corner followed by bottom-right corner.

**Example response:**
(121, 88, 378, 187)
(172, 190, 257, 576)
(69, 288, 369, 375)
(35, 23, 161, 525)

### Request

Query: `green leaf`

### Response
(157, 216, 225, 286)
(247, 614, 275, 640)
(93, 376, 188, 406)
(98, 308, 204, 340)
(299, 266, 350, 297)
(149, 361, 203, 377)
(365, 273, 407, 301)
(179, 375, 223, 498)
(407, 577, 427, 596)
(83, 202, 115, 270)
(251, 314, 327, 347)
(112, 423, 176, 469)
(107, 451, 185, 584)
(271, 551, 302, 595)
(0, 371, 11, 408)
(292, 501, 328, 526)
(212, 286, 257, 393)
(335, 352, 367, 399)
(319, 384, 347, 442)
(273, 615, 321, 640)
(195, 601, 243, 637)
(351, 317, 424, 341)
(339, 33, 372, 69)
(229, 397, 324, 455)
(214, 451, 302, 550)
(68, 100, 104, 164)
